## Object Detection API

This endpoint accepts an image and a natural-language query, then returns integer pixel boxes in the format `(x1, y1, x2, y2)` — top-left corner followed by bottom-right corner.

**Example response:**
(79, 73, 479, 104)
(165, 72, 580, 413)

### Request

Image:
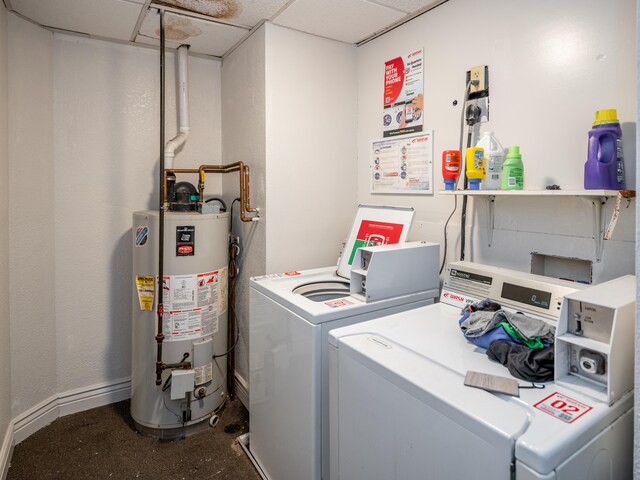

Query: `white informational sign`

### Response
(383, 48, 424, 138)
(371, 132, 433, 194)
(161, 268, 224, 342)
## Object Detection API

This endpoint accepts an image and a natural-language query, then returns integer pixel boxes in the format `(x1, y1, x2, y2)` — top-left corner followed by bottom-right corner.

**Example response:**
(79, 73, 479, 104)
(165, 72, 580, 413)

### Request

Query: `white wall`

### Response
(264, 23, 357, 273)
(221, 23, 358, 391)
(8, 14, 56, 419)
(634, 0, 640, 475)
(4, 22, 222, 434)
(221, 25, 267, 391)
(0, 3, 11, 474)
(356, 0, 636, 283)
(53, 34, 222, 394)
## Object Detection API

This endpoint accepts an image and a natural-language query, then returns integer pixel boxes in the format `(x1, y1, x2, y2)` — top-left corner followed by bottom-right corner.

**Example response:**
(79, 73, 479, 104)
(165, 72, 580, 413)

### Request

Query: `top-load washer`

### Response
(329, 261, 635, 480)
(246, 205, 441, 480)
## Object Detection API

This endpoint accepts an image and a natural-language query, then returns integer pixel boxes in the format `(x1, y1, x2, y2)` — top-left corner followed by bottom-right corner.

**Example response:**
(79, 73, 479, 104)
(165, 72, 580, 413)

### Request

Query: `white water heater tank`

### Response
(131, 211, 229, 438)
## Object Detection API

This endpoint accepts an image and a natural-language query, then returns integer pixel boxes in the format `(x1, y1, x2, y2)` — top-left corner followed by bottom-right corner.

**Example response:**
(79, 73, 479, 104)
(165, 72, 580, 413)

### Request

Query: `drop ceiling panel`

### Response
(272, 0, 406, 44)
(152, 0, 291, 28)
(10, 0, 144, 41)
(137, 9, 249, 56)
(368, 0, 442, 14)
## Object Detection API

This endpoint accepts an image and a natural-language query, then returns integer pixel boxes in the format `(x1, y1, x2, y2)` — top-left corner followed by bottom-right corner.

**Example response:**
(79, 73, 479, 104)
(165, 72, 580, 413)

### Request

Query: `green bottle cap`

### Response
(507, 146, 521, 158)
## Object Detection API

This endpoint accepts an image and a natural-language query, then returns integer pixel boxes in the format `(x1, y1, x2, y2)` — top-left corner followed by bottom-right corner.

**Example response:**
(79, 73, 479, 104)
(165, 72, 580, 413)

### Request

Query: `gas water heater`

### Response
(131, 210, 229, 438)
(129, 11, 258, 438)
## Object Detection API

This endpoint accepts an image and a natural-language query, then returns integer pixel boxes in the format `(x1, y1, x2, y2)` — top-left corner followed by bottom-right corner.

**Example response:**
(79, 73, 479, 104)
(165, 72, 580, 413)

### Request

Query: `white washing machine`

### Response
(245, 206, 441, 480)
(329, 261, 634, 480)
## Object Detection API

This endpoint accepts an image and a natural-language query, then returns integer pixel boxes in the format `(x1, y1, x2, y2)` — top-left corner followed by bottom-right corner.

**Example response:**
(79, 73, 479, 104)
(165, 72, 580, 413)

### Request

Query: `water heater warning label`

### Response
(135, 275, 154, 311)
(162, 269, 223, 342)
(164, 275, 197, 311)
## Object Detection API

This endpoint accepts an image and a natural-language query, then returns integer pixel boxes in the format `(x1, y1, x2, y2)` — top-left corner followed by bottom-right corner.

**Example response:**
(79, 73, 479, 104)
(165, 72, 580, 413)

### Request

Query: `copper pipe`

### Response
(197, 162, 259, 222)
(162, 162, 259, 222)
(240, 165, 258, 221)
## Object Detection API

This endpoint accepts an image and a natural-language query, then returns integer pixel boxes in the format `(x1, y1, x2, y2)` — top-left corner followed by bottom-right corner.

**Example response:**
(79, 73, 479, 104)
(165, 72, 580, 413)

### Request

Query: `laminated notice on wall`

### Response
(371, 132, 433, 194)
(194, 362, 213, 386)
(135, 275, 155, 311)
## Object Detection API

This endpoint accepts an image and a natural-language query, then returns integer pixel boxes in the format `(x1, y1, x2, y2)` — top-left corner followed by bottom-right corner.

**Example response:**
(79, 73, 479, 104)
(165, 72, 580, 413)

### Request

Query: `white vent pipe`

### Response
(164, 44, 190, 170)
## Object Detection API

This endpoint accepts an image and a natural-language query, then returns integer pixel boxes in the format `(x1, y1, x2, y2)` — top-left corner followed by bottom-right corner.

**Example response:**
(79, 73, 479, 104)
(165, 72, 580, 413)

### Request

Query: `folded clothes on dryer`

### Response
(459, 301, 555, 346)
(458, 310, 516, 349)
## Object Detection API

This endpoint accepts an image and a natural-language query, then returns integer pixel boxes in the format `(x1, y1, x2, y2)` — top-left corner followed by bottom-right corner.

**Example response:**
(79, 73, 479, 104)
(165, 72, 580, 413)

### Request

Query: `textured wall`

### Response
(8, 14, 56, 419)
(221, 25, 267, 390)
(53, 34, 222, 394)
(4, 23, 222, 424)
(0, 2, 11, 455)
(634, 0, 639, 474)
(264, 23, 357, 273)
(357, 0, 636, 284)
(220, 23, 359, 394)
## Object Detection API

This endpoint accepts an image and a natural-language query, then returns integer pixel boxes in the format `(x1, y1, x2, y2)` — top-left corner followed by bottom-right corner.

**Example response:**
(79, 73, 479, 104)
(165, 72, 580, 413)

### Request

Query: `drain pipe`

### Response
(164, 44, 190, 170)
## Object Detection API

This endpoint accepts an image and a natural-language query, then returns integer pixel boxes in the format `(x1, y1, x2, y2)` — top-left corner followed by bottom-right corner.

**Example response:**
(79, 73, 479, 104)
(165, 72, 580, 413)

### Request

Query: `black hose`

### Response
(459, 128, 473, 261)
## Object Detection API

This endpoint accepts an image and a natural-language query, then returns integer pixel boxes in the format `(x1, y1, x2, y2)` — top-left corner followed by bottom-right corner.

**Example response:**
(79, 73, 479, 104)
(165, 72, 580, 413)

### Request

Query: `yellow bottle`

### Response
(466, 147, 485, 190)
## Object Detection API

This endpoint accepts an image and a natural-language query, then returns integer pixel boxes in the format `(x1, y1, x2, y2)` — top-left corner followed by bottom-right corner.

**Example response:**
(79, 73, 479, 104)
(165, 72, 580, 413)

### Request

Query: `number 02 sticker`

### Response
(534, 392, 592, 423)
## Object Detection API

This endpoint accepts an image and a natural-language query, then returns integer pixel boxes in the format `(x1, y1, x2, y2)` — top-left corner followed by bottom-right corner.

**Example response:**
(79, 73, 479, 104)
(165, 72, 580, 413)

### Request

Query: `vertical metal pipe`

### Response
(155, 9, 166, 386)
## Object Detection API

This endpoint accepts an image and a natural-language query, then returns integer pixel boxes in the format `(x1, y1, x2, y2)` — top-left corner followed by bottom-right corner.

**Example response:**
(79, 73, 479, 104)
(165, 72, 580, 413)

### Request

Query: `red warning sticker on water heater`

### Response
(534, 392, 592, 423)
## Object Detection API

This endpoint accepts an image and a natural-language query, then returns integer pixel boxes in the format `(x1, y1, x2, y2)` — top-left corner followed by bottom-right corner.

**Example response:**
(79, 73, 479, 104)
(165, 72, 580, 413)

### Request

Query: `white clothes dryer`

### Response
(329, 262, 634, 480)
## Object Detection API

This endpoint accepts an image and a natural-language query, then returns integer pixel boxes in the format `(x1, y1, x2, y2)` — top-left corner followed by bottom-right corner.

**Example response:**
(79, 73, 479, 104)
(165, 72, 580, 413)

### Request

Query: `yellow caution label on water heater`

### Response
(136, 275, 155, 311)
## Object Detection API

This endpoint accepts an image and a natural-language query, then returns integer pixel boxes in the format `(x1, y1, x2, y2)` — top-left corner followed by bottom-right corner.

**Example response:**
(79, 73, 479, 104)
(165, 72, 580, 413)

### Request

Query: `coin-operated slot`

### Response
(350, 241, 440, 303)
(555, 275, 635, 406)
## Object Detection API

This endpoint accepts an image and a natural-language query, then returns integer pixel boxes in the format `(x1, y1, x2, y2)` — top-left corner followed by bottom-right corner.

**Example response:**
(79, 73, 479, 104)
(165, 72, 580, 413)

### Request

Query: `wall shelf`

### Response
(438, 189, 636, 261)
(438, 189, 626, 197)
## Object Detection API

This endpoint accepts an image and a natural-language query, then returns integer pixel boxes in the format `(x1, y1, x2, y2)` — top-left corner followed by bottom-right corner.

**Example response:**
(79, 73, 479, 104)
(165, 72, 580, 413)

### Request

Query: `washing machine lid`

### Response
(251, 266, 435, 324)
(331, 302, 632, 476)
(335, 204, 415, 279)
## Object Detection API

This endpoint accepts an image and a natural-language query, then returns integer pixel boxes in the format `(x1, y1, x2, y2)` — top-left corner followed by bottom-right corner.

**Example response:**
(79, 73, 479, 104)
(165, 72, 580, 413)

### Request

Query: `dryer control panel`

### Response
(441, 261, 585, 321)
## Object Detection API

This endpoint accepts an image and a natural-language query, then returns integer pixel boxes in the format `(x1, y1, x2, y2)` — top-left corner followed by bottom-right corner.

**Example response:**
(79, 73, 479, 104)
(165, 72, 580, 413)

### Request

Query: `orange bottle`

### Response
(442, 150, 461, 190)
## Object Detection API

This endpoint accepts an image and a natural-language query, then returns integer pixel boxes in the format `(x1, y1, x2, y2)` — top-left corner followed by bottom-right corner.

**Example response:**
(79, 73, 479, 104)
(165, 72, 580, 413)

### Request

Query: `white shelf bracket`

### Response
(581, 197, 608, 262)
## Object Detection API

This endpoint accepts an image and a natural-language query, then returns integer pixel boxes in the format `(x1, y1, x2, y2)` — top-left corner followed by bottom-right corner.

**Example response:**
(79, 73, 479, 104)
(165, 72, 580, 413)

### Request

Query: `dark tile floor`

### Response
(7, 398, 261, 479)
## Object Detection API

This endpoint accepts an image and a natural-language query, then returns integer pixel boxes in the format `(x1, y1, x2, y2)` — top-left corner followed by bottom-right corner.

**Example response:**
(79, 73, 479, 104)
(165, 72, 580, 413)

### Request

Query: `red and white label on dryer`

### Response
(534, 392, 593, 424)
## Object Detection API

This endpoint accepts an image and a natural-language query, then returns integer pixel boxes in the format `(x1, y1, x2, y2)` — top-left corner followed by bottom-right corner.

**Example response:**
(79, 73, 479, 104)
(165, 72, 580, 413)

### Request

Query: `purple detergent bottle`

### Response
(584, 109, 625, 189)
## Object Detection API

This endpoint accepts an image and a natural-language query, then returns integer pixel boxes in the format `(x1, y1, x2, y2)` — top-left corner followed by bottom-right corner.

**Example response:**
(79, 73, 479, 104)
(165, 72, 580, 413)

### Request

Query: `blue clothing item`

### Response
(458, 310, 523, 349)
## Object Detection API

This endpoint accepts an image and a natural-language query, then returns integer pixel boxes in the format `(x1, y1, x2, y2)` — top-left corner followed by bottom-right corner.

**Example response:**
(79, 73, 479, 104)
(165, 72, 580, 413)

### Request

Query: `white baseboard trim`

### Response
(234, 372, 249, 411)
(1, 419, 14, 480)
(12, 377, 131, 445)
(58, 377, 130, 418)
(12, 395, 59, 445)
